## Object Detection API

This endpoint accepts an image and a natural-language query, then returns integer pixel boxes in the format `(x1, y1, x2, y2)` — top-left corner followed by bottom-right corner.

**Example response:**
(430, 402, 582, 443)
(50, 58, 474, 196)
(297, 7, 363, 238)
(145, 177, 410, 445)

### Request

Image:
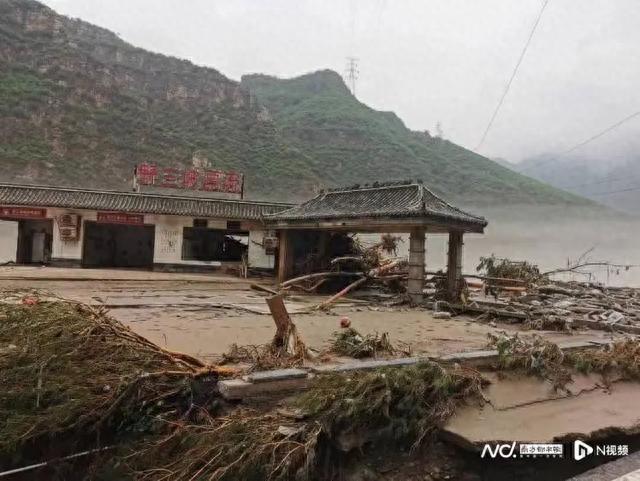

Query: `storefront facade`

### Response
(0, 184, 287, 271)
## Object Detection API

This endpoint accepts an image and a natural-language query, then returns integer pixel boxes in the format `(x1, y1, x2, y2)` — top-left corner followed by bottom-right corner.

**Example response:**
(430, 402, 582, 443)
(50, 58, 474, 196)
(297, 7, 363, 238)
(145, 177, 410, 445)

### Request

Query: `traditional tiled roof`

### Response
(266, 181, 487, 230)
(0, 183, 291, 220)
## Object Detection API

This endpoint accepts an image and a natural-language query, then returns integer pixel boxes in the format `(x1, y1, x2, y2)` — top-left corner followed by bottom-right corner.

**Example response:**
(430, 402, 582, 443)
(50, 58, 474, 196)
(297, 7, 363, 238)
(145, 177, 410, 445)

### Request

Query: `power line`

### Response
(559, 172, 640, 190)
(345, 57, 359, 97)
(475, 0, 551, 151)
(517, 110, 640, 174)
(586, 185, 640, 197)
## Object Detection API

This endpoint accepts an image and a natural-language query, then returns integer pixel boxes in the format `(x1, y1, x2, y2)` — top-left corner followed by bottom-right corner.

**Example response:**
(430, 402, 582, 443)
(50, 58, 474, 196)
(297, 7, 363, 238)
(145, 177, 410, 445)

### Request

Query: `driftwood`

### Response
(280, 271, 363, 288)
(330, 256, 364, 265)
(317, 277, 368, 310)
(448, 302, 528, 320)
(538, 285, 578, 296)
(426, 271, 527, 285)
(314, 259, 409, 310)
(250, 283, 279, 296)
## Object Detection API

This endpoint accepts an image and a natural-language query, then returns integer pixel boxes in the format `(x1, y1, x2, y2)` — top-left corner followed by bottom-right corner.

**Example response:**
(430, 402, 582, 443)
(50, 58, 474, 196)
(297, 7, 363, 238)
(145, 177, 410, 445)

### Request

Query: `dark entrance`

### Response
(16, 219, 53, 264)
(82, 221, 155, 268)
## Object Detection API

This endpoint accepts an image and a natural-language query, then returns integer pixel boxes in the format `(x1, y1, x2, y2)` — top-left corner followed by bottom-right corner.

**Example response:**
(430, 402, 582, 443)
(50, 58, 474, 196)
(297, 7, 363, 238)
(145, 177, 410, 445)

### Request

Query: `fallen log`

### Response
(250, 283, 279, 296)
(447, 303, 528, 320)
(425, 271, 527, 285)
(538, 285, 578, 296)
(330, 256, 363, 265)
(280, 271, 363, 287)
(317, 277, 368, 310)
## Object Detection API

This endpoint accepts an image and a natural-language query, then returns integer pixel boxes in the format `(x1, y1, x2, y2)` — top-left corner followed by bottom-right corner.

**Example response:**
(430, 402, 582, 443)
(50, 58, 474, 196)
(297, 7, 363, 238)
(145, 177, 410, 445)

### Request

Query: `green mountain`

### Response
(0, 0, 591, 206)
(242, 72, 592, 206)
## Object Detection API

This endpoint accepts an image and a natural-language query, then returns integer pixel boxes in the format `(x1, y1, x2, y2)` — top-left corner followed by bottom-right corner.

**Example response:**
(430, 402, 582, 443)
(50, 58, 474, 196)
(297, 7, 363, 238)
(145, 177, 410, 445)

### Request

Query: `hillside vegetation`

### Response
(0, 0, 592, 206)
(242, 72, 591, 205)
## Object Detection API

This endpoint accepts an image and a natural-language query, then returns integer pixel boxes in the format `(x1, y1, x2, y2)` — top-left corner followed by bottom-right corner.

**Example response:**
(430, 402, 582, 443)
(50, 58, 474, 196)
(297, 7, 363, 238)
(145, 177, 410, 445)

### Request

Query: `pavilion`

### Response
(265, 181, 488, 303)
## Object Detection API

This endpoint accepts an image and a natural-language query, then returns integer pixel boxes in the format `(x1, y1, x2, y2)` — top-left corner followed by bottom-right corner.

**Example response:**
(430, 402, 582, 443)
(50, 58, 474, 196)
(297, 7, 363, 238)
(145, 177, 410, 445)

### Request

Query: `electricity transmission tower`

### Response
(345, 57, 359, 96)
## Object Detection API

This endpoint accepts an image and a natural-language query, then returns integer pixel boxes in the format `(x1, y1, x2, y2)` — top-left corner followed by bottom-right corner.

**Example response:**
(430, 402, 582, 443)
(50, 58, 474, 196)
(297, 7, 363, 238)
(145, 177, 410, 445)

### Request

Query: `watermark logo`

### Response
(573, 440, 594, 461)
(481, 442, 517, 459)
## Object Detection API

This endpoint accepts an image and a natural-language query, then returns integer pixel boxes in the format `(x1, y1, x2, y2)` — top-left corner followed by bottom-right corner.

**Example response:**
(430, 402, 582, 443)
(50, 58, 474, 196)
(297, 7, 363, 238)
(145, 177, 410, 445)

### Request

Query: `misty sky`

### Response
(41, 0, 640, 164)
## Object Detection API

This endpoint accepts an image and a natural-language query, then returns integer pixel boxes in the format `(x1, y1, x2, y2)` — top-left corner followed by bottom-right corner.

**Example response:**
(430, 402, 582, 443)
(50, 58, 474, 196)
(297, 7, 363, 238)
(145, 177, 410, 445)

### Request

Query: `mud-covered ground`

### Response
(0, 267, 619, 363)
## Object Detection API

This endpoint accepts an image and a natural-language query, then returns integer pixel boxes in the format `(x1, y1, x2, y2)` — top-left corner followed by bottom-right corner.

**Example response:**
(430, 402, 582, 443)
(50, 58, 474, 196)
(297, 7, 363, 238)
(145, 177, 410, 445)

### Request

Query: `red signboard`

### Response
(0, 206, 47, 219)
(134, 163, 244, 196)
(97, 212, 145, 225)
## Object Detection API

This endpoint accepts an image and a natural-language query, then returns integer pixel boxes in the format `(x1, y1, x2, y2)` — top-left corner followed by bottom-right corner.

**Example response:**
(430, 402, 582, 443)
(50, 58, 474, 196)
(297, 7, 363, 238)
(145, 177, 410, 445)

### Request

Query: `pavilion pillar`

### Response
(408, 227, 426, 304)
(446, 231, 464, 302)
(277, 230, 294, 284)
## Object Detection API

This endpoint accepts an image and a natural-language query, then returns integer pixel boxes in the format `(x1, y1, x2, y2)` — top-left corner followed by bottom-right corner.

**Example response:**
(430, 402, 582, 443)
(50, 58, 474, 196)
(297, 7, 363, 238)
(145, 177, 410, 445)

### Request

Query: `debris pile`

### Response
(463, 281, 640, 333)
(476, 254, 546, 286)
(221, 342, 305, 371)
(281, 234, 409, 308)
(0, 296, 225, 468)
(488, 332, 640, 389)
(126, 409, 323, 481)
(128, 361, 487, 481)
(221, 294, 311, 371)
(570, 338, 640, 381)
(330, 327, 396, 358)
(487, 332, 572, 390)
(296, 362, 487, 451)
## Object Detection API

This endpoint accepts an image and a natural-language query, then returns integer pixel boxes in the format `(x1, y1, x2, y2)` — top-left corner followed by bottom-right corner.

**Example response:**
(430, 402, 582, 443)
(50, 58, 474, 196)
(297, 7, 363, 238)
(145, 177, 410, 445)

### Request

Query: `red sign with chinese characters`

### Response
(134, 163, 244, 196)
(0, 206, 47, 219)
(97, 212, 145, 225)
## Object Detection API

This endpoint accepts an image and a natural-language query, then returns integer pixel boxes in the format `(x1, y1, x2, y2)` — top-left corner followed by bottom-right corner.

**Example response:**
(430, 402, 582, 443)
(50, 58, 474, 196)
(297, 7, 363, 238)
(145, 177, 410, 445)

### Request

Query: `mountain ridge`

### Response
(0, 0, 593, 207)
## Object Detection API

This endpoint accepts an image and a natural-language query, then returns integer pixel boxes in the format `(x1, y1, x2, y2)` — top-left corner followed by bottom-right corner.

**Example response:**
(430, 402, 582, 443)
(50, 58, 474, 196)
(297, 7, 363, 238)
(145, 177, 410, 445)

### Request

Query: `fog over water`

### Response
(364, 207, 640, 287)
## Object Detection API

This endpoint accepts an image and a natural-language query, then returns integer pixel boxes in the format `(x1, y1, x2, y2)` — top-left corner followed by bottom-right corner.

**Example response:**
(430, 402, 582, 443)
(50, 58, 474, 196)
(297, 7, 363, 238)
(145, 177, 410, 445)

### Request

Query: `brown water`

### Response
(362, 207, 640, 287)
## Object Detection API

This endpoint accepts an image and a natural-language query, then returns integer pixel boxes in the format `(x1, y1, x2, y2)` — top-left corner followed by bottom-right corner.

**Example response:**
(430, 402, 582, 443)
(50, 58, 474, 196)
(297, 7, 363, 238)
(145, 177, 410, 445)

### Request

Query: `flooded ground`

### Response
(362, 207, 640, 287)
(0, 267, 619, 362)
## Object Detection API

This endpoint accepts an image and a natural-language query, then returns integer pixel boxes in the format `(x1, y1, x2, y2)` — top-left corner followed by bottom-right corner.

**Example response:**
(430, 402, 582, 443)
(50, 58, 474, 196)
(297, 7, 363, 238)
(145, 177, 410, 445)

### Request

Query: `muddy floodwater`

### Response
(363, 207, 640, 287)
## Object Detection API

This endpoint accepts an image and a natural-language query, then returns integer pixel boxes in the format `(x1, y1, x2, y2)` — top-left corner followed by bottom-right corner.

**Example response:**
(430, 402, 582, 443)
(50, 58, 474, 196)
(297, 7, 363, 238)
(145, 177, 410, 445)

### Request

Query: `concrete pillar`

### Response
(447, 231, 464, 302)
(277, 230, 294, 284)
(408, 227, 426, 304)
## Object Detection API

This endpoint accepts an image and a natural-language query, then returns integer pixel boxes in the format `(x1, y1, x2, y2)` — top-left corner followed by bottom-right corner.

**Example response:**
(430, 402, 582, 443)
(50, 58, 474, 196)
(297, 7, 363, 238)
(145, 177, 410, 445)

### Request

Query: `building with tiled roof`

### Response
(266, 181, 486, 232)
(265, 181, 487, 303)
(0, 180, 486, 302)
(0, 183, 290, 271)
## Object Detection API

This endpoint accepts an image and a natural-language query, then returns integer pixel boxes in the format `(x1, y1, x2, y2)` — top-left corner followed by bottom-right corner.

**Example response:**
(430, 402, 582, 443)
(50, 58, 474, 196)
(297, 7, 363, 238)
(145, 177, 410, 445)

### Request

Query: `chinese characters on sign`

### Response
(135, 163, 244, 196)
(97, 212, 145, 225)
(0, 207, 47, 219)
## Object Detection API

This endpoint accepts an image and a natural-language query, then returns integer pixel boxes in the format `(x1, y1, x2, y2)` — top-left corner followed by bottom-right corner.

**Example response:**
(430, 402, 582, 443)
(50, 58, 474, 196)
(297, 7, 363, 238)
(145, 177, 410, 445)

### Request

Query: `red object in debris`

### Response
(22, 297, 38, 306)
(340, 316, 351, 328)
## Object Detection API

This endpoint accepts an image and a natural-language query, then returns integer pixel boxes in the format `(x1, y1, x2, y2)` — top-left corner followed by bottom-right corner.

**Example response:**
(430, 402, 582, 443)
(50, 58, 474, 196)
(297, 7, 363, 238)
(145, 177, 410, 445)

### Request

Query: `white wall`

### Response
(150, 215, 229, 267)
(248, 229, 275, 269)
(3, 206, 274, 269)
(49, 208, 96, 261)
(0, 220, 18, 263)
(151, 215, 192, 264)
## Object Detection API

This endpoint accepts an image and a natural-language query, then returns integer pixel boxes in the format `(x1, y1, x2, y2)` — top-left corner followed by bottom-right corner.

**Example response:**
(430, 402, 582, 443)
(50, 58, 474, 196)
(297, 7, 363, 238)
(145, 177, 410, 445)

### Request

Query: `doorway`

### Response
(16, 219, 53, 264)
(82, 221, 155, 268)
